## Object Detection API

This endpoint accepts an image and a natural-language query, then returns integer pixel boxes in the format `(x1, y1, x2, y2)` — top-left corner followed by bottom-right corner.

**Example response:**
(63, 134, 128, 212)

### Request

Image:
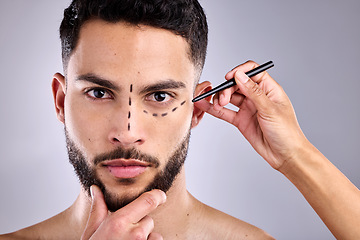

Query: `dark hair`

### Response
(60, 0, 208, 74)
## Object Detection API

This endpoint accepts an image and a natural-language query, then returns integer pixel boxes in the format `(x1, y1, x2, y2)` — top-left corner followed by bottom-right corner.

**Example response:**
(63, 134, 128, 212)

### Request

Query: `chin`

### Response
(100, 181, 149, 212)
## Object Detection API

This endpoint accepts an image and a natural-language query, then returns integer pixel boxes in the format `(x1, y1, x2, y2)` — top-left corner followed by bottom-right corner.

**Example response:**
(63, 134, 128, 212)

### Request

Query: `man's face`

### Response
(60, 19, 197, 211)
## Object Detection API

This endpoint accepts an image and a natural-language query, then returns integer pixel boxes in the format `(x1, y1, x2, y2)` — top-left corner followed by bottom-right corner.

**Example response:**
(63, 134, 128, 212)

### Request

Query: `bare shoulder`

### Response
(195, 202, 275, 240)
(0, 227, 39, 240)
(0, 233, 20, 240)
(0, 208, 81, 240)
(0, 221, 54, 240)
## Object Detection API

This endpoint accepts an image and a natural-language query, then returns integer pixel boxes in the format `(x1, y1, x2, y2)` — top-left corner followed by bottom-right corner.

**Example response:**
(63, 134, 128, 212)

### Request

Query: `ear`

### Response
(191, 81, 212, 129)
(52, 73, 66, 124)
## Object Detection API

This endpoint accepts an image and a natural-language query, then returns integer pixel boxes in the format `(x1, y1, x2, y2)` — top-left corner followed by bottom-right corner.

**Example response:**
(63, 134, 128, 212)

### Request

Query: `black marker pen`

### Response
(192, 61, 274, 102)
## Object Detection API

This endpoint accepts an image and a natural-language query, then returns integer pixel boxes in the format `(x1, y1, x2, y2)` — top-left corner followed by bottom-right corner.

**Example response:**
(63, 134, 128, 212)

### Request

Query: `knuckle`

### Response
(142, 192, 158, 208)
(107, 216, 128, 233)
(216, 109, 225, 119)
(245, 59, 255, 64)
(149, 232, 163, 240)
(245, 60, 259, 67)
(231, 60, 259, 73)
(131, 227, 147, 240)
(249, 82, 263, 97)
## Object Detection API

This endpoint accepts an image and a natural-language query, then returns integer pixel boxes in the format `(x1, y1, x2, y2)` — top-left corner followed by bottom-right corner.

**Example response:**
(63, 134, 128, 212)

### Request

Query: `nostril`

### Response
(110, 136, 143, 145)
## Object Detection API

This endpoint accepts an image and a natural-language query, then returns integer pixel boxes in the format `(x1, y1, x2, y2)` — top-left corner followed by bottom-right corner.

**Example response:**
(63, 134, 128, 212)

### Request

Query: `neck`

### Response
(149, 168, 193, 235)
(69, 167, 197, 238)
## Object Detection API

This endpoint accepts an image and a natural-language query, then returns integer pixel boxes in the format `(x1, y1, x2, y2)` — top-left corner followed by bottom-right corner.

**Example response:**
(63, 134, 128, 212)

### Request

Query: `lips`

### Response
(102, 159, 150, 179)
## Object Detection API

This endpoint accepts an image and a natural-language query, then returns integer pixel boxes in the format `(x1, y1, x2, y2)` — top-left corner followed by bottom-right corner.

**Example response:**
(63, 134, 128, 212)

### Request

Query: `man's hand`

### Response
(195, 60, 307, 170)
(81, 185, 166, 240)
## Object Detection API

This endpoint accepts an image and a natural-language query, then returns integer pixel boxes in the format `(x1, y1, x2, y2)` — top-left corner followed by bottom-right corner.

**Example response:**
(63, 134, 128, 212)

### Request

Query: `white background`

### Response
(0, 1, 359, 239)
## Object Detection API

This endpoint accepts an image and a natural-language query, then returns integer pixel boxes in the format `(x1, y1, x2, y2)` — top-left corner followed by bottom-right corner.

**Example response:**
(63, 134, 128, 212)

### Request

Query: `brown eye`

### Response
(145, 91, 174, 105)
(93, 89, 106, 98)
(154, 92, 167, 102)
(86, 88, 112, 99)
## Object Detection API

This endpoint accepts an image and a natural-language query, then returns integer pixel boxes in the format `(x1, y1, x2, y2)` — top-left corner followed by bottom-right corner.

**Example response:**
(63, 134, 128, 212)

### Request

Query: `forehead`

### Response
(67, 19, 195, 87)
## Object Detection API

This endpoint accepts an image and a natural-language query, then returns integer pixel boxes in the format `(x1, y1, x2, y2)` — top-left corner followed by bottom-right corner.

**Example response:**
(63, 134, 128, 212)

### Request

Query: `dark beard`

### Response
(65, 128, 190, 212)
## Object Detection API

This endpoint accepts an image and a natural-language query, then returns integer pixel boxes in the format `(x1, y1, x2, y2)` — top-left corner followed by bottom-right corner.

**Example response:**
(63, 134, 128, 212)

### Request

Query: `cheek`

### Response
(143, 102, 192, 153)
(64, 96, 110, 151)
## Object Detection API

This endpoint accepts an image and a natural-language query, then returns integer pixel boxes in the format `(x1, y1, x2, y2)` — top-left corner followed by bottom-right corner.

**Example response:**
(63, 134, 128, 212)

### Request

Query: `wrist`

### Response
(277, 138, 319, 177)
(277, 138, 337, 200)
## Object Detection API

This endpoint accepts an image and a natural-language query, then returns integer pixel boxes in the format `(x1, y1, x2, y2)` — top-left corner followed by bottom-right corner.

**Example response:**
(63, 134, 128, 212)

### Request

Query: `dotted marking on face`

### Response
(144, 100, 186, 118)
(128, 84, 133, 131)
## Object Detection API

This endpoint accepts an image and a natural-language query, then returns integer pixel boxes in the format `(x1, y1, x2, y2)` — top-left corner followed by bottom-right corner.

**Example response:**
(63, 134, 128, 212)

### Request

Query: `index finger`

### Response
(114, 189, 166, 223)
(226, 60, 270, 84)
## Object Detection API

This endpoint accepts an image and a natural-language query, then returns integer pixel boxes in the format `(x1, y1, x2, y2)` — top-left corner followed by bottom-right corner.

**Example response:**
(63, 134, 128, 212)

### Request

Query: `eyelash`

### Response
(84, 88, 176, 106)
(85, 87, 113, 100)
(145, 91, 175, 105)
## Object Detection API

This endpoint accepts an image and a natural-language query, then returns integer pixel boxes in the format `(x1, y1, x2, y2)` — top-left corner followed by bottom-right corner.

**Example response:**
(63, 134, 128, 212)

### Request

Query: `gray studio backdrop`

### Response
(1, 1, 359, 239)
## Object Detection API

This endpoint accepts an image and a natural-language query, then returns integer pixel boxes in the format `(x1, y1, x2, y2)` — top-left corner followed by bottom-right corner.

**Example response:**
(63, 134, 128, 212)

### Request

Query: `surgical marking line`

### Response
(128, 84, 133, 131)
(143, 100, 186, 118)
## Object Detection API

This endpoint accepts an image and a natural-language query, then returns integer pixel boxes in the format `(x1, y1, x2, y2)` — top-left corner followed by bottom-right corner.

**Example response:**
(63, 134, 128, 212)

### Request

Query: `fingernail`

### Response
(236, 71, 249, 84)
(158, 190, 167, 202)
(90, 186, 95, 200)
(161, 191, 167, 202)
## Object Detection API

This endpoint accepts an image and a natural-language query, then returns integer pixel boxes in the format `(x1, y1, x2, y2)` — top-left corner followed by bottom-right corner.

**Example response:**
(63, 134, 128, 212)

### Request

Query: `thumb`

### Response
(234, 70, 270, 113)
(81, 185, 108, 240)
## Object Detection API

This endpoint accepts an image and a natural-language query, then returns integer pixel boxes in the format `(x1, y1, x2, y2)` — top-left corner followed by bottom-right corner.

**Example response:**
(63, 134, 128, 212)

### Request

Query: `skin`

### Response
(60, 19, 195, 203)
(1, 18, 359, 239)
(195, 63, 360, 239)
(0, 20, 273, 239)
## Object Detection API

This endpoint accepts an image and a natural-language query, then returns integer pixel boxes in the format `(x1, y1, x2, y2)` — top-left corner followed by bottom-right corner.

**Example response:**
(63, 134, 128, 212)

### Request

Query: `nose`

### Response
(107, 105, 145, 147)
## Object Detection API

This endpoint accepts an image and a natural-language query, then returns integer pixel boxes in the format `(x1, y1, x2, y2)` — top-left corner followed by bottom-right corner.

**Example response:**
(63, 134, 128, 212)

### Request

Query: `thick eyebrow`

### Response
(75, 73, 120, 91)
(138, 79, 186, 94)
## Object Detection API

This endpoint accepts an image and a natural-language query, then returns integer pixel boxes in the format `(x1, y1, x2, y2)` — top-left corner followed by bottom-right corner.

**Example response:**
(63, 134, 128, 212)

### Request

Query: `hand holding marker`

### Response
(192, 61, 274, 102)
